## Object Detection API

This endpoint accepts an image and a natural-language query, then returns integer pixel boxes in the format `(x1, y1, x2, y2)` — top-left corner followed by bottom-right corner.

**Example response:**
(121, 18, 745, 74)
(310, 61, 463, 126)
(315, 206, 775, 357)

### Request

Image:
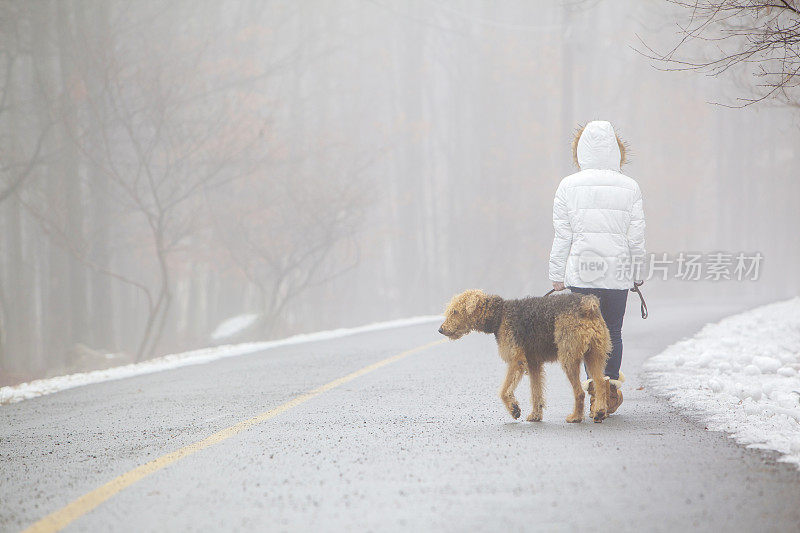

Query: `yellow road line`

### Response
(23, 339, 446, 533)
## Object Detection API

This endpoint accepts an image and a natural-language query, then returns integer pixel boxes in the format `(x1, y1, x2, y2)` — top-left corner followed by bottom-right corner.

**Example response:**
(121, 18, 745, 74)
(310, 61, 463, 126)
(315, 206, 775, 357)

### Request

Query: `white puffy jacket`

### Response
(548, 121, 646, 290)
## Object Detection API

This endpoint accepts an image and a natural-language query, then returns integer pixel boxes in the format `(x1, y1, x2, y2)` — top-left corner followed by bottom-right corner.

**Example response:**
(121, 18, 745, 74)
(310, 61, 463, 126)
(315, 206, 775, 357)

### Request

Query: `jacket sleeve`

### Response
(627, 184, 646, 281)
(548, 181, 572, 282)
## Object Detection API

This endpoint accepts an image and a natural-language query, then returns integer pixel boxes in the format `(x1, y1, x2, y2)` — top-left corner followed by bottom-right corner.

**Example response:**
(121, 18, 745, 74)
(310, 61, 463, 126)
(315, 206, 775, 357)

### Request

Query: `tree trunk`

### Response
(56, 1, 89, 352)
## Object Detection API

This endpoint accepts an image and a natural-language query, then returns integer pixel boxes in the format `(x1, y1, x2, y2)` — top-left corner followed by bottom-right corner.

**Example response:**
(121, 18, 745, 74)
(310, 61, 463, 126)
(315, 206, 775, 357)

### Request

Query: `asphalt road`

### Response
(2, 299, 800, 532)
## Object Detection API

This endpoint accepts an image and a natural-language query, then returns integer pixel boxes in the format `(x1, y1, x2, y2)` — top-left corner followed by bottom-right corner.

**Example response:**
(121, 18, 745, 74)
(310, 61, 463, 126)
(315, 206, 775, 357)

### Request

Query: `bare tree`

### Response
(0, 2, 52, 203)
(81, 37, 263, 359)
(0, 127, 50, 204)
(205, 153, 369, 336)
(639, 1, 800, 106)
(20, 2, 267, 361)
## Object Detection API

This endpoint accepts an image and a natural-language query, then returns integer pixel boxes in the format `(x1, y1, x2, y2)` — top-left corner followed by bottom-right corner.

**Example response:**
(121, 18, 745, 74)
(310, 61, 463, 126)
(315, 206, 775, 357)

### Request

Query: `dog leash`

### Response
(544, 283, 648, 319)
(630, 281, 648, 319)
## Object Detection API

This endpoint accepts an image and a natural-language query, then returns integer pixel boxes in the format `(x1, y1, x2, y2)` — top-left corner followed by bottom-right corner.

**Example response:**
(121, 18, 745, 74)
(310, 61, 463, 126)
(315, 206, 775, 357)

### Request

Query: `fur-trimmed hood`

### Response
(551, 120, 645, 290)
(572, 120, 627, 171)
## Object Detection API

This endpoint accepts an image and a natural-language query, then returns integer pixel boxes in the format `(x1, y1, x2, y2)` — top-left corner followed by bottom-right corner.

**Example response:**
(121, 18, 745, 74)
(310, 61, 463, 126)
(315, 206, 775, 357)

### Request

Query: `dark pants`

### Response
(568, 286, 628, 380)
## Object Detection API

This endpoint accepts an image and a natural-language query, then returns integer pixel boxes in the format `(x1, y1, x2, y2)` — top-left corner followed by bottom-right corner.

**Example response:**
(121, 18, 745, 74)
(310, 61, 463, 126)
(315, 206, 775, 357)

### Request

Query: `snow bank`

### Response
(645, 298, 800, 468)
(0, 315, 442, 406)
(211, 313, 259, 340)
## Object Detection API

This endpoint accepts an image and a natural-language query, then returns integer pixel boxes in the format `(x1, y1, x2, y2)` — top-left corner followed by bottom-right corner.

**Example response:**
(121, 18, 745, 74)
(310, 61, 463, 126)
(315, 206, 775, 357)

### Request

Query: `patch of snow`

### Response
(645, 298, 800, 468)
(0, 315, 443, 406)
(211, 313, 259, 340)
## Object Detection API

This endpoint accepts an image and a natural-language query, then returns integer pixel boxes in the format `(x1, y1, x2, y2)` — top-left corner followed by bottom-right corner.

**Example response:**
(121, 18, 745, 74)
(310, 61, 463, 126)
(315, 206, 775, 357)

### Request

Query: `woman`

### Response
(548, 120, 646, 414)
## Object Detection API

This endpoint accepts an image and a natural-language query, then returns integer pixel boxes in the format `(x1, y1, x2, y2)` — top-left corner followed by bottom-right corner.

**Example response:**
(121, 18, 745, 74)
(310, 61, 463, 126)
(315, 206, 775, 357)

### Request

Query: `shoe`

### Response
(607, 382, 623, 414)
(583, 372, 625, 416)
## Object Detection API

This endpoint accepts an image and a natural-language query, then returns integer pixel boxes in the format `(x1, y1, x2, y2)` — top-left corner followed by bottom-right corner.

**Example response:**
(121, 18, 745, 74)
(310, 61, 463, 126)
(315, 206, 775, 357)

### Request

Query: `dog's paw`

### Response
(510, 403, 521, 419)
(565, 413, 583, 423)
(526, 412, 543, 422)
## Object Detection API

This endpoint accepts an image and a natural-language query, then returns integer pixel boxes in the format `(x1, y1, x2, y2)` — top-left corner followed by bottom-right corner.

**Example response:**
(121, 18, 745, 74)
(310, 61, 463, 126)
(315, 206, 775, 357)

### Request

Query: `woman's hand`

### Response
(552, 281, 565, 291)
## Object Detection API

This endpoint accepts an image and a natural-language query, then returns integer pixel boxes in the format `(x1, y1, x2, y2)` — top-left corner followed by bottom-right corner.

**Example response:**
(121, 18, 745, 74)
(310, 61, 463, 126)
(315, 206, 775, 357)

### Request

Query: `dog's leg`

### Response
(562, 358, 585, 423)
(585, 343, 610, 423)
(499, 362, 523, 419)
(525, 362, 545, 422)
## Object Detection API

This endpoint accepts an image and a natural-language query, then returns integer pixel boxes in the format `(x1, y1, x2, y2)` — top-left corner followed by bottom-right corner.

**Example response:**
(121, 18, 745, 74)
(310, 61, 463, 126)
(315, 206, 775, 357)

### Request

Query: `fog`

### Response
(1, 0, 798, 382)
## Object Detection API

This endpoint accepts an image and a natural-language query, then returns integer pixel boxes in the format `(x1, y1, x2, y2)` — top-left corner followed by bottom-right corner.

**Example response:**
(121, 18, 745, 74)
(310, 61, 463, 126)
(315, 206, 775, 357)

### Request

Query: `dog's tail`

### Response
(578, 294, 602, 320)
(580, 294, 613, 362)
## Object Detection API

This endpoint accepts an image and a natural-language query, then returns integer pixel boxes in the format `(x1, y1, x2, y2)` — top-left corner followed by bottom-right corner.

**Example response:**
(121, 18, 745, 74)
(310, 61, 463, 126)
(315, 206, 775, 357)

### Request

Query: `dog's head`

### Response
(438, 289, 487, 340)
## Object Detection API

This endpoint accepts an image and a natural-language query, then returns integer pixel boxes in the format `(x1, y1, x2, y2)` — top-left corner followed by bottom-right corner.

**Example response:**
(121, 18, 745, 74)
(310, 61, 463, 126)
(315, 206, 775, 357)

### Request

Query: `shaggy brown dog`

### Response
(438, 289, 612, 423)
